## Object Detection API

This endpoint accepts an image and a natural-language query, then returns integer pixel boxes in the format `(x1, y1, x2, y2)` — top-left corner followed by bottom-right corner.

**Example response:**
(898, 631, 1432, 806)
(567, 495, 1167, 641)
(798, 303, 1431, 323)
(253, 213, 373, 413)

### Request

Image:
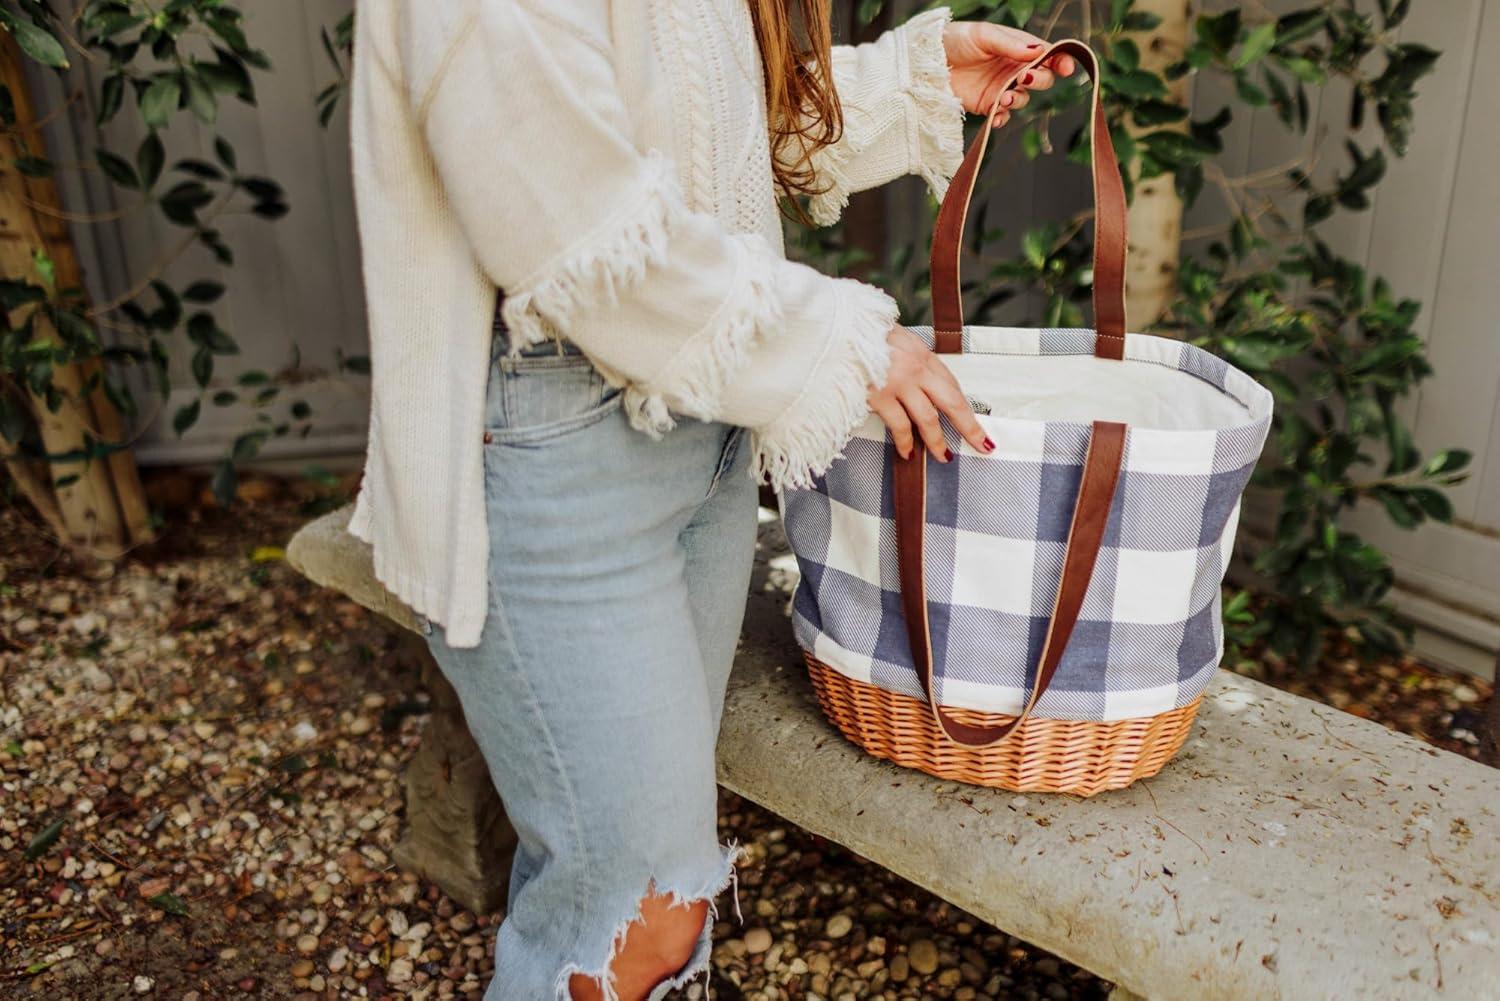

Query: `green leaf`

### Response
(1276, 10, 1328, 46)
(1106, 69, 1168, 100)
(1140, 130, 1219, 166)
(95, 148, 139, 189)
(1408, 487, 1452, 523)
(136, 133, 165, 190)
(149, 892, 189, 917)
(140, 75, 182, 129)
(174, 158, 225, 181)
(1131, 99, 1190, 127)
(173, 399, 201, 435)
(1122, 11, 1162, 32)
(1021, 228, 1048, 269)
(13, 155, 54, 177)
(25, 818, 65, 860)
(1422, 449, 1471, 477)
(1235, 75, 1269, 107)
(160, 181, 215, 226)
(0, 279, 45, 311)
(184, 72, 217, 124)
(1195, 9, 1241, 57)
(183, 281, 225, 303)
(214, 135, 238, 171)
(33, 249, 55, 290)
(1234, 23, 1277, 70)
(187, 313, 238, 354)
(192, 345, 213, 387)
(1021, 125, 1043, 160)
(0, 12, 69, 68)
(97, 74, 125, 125)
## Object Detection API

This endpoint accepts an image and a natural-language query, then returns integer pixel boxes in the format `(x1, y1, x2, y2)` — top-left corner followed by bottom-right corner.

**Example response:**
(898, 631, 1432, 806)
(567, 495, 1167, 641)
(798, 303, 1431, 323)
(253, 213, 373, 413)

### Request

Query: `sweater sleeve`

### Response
(401, 0, 897, 489)
(793, 7, 968, 227)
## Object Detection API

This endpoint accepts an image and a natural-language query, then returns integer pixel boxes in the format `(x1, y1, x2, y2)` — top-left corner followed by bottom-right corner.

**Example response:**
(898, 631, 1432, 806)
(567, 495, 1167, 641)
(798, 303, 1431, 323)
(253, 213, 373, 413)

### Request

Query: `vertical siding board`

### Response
(1362, 0, 1484, 430)
(1407, 0, 1500, 524)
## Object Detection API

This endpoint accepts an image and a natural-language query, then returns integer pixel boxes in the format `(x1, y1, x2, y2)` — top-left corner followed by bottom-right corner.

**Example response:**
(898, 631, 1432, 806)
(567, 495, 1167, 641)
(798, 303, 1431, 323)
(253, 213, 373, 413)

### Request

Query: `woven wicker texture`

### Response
(806, 654, 1200, 796)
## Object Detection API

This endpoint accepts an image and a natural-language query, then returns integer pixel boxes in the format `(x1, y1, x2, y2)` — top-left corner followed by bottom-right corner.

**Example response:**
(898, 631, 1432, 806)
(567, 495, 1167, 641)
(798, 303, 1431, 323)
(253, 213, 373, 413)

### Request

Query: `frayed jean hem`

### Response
(551, 842, 743, 1001)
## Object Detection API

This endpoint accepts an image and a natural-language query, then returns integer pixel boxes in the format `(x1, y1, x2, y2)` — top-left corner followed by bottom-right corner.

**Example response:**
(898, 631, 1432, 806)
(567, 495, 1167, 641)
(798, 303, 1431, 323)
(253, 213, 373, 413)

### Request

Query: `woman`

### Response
(349, 2, 1072, 998)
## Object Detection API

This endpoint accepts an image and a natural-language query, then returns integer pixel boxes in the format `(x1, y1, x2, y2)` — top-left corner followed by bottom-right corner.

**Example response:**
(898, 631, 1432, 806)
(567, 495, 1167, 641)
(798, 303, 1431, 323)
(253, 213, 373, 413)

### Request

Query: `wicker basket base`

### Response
(805, 654, 1201, 796)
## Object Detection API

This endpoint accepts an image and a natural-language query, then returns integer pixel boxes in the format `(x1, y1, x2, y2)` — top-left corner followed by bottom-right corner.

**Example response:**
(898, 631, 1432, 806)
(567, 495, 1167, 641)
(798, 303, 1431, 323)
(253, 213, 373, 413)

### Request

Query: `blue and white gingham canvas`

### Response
(782, 327, 1274, 723)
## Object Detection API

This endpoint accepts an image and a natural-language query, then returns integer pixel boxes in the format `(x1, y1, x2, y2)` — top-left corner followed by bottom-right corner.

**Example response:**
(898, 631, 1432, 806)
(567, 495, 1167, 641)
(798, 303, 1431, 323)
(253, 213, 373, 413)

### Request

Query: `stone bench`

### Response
(287, 506, 1500, 1000)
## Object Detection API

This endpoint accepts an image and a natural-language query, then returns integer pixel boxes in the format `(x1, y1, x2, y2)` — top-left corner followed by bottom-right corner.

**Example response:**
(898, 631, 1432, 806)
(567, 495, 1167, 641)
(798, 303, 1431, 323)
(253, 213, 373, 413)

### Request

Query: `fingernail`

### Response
(945, 448, 954, 462)
(1022, 72, 1034, 85)
(1027, 42, 1042, 49)
(983, 437, 996, 452)
(1002, 93, 1014, 107)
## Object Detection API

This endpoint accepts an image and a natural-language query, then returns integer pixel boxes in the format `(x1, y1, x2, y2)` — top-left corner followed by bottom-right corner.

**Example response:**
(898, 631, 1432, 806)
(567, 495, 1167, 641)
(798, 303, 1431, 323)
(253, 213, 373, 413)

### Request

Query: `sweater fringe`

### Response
(753, 280, 898, 491)
(622, 234, 784, 436)
(905, 6, 967, 202)
(806, 132, 861, 228)
(500, 153, 686, 352)
(806, 7, 965, 226)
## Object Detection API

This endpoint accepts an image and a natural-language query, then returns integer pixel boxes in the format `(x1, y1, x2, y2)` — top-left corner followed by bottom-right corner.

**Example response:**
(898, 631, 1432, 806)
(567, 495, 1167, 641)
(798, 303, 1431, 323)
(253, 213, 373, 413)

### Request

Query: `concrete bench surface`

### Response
(289, 506, 1500, 1001)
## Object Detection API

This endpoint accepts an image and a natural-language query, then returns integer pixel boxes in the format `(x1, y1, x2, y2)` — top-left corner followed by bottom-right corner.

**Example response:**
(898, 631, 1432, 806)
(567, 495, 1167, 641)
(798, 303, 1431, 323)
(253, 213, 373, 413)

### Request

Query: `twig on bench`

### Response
(1141, 781, 1210, 864)
(1161, 882, 1186, 936)
(1307, 706, 1382, 757)
(1423, 831, 1461, 887)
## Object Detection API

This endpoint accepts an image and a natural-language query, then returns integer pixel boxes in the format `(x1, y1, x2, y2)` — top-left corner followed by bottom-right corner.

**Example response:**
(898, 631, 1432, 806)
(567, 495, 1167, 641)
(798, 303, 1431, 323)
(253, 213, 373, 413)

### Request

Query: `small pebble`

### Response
(744, 928, 773, 954)
(908, 939, 940, 975)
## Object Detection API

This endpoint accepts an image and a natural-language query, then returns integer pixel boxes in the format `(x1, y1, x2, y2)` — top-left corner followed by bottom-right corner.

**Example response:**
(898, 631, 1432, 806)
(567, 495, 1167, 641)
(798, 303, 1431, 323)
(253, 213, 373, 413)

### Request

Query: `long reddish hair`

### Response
(747, 0, 843, 202)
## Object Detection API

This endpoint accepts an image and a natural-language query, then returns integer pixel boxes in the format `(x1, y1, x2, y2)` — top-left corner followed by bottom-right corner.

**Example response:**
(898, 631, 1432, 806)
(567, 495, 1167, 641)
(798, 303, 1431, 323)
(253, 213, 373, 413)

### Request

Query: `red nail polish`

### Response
(983, 437, 996, 452)
(1027, 42, 1042, 49)
(945, 448, 954, 462)
(1023, 72, 1034, 85)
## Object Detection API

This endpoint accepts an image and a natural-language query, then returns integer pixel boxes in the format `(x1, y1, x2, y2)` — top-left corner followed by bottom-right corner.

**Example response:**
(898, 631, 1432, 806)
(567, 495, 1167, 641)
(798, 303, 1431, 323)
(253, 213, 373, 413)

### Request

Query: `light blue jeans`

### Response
(423, 326, 758, 1000)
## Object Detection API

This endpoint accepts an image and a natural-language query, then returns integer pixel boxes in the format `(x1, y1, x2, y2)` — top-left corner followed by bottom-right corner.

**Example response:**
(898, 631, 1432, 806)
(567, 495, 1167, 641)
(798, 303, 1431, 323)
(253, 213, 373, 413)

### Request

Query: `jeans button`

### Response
(483, 431, 493, 444)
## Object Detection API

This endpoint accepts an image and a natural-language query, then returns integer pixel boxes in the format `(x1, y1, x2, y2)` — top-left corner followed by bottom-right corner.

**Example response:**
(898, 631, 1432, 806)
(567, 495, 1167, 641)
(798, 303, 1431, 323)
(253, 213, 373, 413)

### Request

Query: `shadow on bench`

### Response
(288, 506, 1500, 1001)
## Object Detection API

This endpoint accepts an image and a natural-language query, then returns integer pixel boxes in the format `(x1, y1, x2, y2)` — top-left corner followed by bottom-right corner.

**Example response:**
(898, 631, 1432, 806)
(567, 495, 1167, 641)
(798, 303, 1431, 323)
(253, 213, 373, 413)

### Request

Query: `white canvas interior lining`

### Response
(947, 354, 1253, 431)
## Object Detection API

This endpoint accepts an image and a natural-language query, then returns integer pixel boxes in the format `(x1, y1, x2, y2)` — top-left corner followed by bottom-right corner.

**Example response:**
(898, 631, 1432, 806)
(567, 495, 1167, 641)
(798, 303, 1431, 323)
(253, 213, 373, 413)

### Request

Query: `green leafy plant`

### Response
(800, 0, 1466, 669)
(1, 1, 360, 509)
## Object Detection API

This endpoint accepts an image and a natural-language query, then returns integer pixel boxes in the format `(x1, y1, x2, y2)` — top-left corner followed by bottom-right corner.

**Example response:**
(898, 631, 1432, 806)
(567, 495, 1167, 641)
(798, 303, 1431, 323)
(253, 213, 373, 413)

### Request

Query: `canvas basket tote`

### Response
(781, 40, 1274, 796)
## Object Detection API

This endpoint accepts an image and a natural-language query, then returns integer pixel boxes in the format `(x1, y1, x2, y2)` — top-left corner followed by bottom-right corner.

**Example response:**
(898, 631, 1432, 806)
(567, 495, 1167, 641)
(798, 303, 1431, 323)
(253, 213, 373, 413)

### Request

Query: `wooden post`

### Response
(1121, 0, 1191, 332)
(1480, 651, 1500, 768)
(0, 34, 152, 554)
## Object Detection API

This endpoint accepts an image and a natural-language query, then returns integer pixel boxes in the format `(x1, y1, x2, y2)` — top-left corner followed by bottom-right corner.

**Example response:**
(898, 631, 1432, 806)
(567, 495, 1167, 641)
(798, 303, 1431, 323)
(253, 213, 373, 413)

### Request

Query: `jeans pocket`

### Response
(485, 353, 623, 445)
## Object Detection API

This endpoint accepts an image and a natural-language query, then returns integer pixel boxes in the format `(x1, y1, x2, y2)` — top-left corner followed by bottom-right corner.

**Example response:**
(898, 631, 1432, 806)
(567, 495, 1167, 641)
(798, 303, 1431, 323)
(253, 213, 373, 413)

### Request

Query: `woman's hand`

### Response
(870, 326, 994, 463)
(941, 21, 1077, 128)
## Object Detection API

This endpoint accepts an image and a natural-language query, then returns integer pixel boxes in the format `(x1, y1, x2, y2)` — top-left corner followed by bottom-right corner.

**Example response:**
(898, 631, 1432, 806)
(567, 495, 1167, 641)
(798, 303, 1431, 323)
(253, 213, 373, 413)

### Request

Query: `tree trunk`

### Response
(0, 35, 152, 555)
(1122, 0, 1191, 332)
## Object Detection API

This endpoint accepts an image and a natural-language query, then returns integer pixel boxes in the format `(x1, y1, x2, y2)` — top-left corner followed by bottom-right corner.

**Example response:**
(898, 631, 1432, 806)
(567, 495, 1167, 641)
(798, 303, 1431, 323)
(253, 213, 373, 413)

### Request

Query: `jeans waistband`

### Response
(493, 293, 585, 360)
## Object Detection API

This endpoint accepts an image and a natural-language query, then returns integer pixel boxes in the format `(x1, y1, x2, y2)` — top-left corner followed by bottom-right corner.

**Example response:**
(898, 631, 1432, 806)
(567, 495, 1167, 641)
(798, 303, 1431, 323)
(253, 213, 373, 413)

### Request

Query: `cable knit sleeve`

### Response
(794, 7, 967, 227)
(403, 0, 897, 489)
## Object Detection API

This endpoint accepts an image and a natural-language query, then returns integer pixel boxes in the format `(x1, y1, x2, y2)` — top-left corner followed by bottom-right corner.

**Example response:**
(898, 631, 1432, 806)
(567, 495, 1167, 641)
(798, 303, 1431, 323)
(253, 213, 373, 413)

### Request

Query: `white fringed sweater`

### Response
(348, 0, 966, 647)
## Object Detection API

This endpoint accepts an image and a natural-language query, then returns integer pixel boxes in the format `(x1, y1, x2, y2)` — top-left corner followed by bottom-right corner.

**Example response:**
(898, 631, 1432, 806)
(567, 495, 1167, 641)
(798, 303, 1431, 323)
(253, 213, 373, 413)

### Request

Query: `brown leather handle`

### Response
(892, 421, 1126, 748)
(929, 40, 1127, 360)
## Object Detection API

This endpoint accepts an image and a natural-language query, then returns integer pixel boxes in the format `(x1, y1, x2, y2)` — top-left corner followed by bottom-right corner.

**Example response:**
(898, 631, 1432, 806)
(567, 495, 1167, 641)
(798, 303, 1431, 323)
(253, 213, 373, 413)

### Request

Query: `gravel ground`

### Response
(2, 477, 1491, 999)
